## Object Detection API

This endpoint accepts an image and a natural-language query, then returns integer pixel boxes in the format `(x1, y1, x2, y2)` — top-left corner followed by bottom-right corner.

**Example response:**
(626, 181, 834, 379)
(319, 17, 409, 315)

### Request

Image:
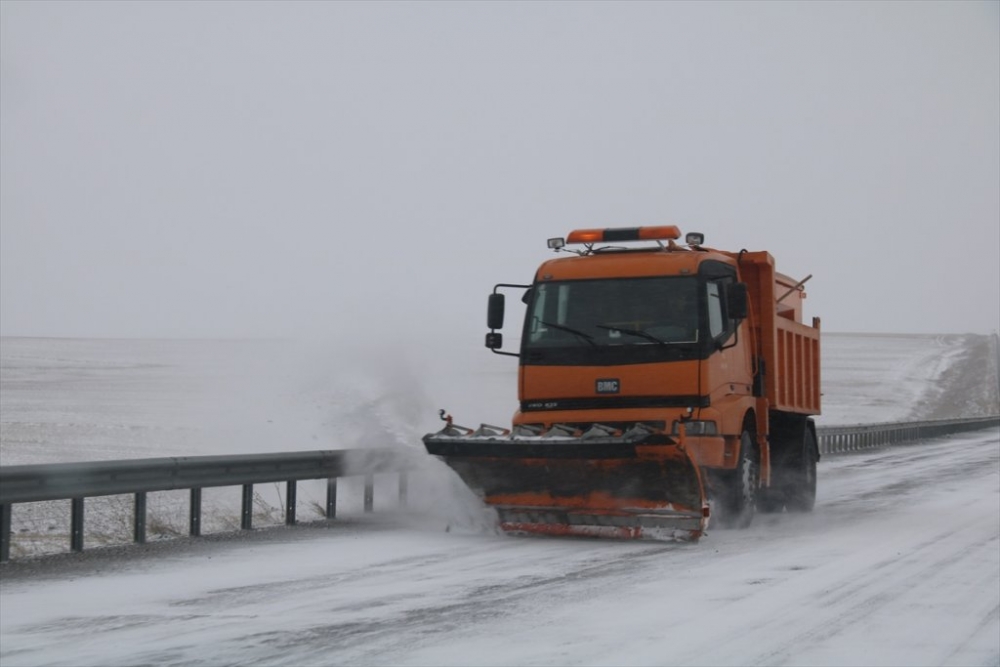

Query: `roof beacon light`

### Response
(685, 232, 705, 246)
(565, 226, 681, 245)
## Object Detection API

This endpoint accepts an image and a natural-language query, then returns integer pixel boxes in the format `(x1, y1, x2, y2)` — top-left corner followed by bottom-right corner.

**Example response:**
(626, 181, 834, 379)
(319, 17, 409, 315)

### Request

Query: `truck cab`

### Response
(510, 244, 755, 480)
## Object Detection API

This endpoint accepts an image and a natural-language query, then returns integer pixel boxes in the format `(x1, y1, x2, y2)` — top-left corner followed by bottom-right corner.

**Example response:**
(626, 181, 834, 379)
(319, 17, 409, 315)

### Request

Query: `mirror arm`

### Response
(719, 320, 741, 351)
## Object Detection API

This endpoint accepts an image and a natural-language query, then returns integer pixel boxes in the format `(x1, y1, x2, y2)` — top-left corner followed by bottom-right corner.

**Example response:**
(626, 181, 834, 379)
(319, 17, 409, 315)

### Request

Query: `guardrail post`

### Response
(134, 492, 147, 544)
(364, 475, 374, 513)
(70, 497, 84, 552)
(285, 481, 297, 526)
(1, 503, 10, 562)
(190, 488, 202, 537)
(326, 478, 337, 519)
(241, 484, 253, 530)
(399, 472, 408, 506)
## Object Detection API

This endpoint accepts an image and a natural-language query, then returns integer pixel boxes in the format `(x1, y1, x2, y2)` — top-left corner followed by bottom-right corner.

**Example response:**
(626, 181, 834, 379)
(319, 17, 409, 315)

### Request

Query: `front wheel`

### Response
(714, 430, 759, 529)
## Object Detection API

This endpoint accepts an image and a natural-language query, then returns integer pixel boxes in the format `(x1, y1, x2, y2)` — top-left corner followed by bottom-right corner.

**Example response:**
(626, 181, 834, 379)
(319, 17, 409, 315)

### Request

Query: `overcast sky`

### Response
(1, 1, 998, 340)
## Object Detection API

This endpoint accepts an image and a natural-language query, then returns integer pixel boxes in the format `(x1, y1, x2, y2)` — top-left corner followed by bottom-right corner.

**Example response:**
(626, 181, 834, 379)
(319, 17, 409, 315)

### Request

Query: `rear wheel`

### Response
(715, 430, 758, 529)
(786, 427, 817, 512)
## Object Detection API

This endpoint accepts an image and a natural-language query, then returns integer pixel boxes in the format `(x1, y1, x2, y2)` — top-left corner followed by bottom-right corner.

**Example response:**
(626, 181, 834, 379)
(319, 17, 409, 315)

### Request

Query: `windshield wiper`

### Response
(595, 324, 667, 345)
(539, 320, 599, 347)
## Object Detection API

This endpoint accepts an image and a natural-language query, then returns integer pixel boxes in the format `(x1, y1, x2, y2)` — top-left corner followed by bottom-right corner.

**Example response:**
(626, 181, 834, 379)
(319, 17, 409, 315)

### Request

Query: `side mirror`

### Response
(727, 283, 749, 320)
(485, 332, 503, 349)
(487, 293, 505, 330)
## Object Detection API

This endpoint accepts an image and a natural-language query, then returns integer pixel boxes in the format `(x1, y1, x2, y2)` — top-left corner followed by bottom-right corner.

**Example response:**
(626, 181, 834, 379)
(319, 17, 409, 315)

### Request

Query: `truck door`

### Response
(702, 272, 753, 420)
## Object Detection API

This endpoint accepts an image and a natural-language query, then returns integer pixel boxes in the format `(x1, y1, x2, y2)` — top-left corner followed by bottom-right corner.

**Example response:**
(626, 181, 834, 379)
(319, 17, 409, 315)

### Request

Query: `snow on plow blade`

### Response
(423, 428, 709, 541)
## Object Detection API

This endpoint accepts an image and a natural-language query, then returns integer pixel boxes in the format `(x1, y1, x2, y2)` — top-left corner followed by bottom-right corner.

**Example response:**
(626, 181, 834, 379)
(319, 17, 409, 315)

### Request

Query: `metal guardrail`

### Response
(1, 416, 998, 562)
(816, 416, 999, 455)
(0, 447, 424, 562)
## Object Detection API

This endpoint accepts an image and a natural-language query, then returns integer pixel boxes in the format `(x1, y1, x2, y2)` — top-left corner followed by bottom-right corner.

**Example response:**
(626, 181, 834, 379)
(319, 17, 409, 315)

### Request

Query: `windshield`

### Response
(522, 277, 701, 363)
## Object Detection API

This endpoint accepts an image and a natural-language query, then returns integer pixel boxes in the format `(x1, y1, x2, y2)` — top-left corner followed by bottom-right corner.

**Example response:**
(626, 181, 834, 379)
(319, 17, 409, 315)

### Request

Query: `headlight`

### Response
(672, 420, 718, 436)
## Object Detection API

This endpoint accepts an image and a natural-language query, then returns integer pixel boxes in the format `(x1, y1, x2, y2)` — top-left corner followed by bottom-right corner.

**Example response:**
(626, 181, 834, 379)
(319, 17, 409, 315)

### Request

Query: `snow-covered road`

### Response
(2, 429, 997, 666)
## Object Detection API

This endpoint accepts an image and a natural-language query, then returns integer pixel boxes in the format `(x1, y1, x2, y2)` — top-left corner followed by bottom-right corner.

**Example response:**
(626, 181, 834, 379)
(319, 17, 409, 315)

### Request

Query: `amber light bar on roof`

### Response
(565, 226, 682, 245)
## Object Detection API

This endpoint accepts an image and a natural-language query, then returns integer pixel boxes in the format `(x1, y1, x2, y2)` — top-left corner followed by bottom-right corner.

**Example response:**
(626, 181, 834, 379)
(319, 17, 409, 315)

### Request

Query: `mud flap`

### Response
(423, 433, 709, 540)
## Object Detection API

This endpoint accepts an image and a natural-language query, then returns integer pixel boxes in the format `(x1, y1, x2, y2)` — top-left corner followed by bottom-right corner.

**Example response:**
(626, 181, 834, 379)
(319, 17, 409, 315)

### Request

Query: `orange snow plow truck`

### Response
(424, 226, 820, 540)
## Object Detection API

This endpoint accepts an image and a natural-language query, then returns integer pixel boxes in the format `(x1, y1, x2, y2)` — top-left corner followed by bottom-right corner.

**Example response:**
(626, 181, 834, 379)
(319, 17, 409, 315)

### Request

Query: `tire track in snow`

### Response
(583, 432, 1000, 667)
(195, 542, 682, 665)
(641, 512, 998, 667)
(747, 522, 999, 666)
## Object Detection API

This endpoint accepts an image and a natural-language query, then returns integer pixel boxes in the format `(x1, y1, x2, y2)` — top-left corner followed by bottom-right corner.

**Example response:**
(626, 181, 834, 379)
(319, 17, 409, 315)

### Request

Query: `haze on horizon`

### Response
(2, 1, 998, 341)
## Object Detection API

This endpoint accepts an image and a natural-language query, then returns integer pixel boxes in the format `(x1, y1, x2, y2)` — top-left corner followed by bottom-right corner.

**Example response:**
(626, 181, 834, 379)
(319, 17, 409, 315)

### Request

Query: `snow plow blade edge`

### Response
(423, 433, 709, 541)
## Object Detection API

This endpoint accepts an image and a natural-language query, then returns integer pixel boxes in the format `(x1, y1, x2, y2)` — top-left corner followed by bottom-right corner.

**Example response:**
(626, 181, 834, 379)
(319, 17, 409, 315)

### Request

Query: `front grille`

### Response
(520, 395, 708, 411)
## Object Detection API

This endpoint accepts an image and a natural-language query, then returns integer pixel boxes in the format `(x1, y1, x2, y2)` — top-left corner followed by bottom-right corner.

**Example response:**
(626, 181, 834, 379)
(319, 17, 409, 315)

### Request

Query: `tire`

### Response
(785, 426, 817, 512)
(715, 430, 759, 529)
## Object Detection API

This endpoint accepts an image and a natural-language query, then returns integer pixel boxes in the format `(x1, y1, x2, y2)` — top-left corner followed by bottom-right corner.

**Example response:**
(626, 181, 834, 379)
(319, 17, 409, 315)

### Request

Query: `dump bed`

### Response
(730, 251, 821, 415)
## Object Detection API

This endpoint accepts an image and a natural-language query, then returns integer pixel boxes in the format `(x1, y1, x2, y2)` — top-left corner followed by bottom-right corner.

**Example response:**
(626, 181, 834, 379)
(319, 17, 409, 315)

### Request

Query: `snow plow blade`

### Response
(423, 425, 708, 541)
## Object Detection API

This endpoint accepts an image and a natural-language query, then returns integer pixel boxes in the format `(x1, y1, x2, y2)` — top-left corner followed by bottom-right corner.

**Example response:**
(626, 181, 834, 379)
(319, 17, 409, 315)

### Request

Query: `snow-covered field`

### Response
(0, 334, 998, 666)
(819, 332, 1000, 425)
(2, 333, 997, 466)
